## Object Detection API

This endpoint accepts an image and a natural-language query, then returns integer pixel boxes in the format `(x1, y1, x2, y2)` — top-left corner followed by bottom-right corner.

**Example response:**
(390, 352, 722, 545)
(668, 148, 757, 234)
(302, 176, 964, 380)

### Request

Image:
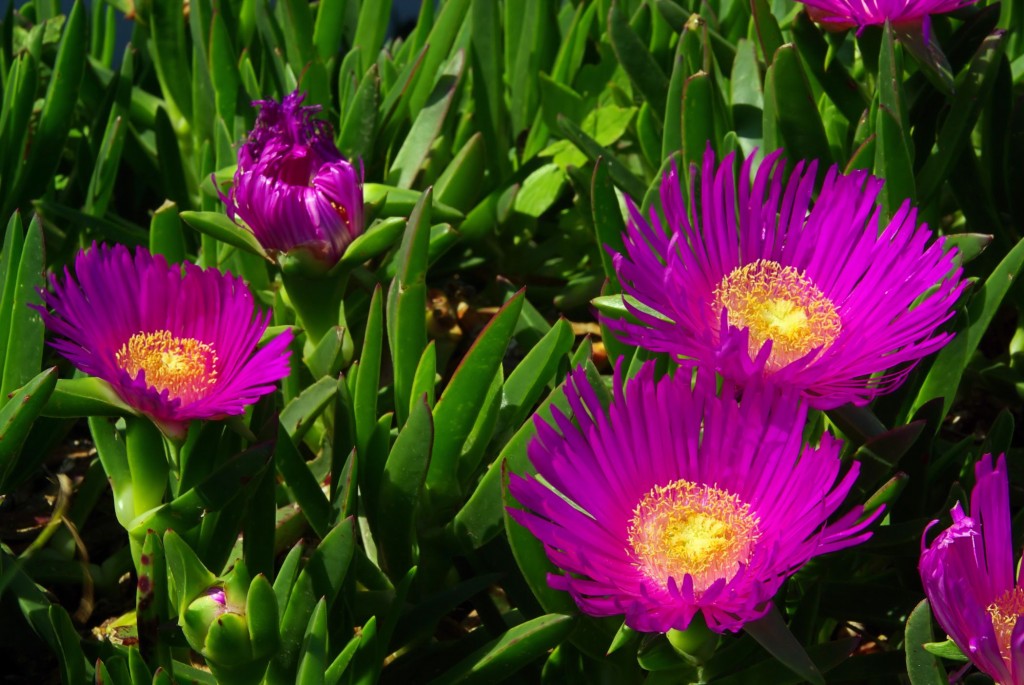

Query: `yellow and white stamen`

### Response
(988, 586, 1024, 666)
(628, 479, 761, 592)
(116, 330, 218, 403)
(713, 259, 841, 371)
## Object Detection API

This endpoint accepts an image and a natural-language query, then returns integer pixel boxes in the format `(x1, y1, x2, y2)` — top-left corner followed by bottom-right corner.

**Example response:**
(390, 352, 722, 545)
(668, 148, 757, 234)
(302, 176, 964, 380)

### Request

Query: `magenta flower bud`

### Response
(220, 91, 364, 264)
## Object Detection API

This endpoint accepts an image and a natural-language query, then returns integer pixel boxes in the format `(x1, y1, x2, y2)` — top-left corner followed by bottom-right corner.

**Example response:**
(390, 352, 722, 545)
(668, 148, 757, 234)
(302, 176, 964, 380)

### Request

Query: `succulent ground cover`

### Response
(0, 0, 1023, 683)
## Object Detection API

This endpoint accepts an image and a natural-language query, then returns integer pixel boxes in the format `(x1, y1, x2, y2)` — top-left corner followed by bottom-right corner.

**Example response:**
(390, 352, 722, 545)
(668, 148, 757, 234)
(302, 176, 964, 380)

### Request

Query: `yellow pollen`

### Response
(116, 330, 218, 404)
(988, 586, 1024, 664)
(713, 259, 841, 372)
(627, 479, 760, 593)
(329, 200, 350, 228)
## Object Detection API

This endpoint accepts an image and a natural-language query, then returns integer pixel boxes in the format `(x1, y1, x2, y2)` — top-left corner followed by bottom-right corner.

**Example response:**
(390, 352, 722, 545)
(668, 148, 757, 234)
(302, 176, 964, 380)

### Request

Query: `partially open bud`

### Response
(180, 562, 280, 685)
(219, 90, 365, 266)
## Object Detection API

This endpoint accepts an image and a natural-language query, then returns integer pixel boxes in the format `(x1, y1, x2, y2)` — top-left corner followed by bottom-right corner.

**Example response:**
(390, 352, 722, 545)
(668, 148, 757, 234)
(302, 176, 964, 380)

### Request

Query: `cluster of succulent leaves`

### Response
(1, 0, 1023, 683)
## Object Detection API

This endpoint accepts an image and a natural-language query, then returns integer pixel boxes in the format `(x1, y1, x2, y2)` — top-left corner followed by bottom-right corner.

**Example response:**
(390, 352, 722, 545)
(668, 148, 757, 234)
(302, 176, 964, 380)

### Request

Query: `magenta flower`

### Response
(220, 91, 364, 263)
(920, 454, 1024, 684)
(799, 0, 978, 31)
(604, 149, 965, 409)
(37, 244, 293, 436)
(508, 363, 879, 633)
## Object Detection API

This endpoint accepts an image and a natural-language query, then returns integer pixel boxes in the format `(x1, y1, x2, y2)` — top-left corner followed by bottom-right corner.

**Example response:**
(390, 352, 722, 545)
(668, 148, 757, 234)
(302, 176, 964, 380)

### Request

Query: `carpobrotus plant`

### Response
(508, 363, 880, 633)
(603, 149, 965, 409)
(1, 0, 1018, 682)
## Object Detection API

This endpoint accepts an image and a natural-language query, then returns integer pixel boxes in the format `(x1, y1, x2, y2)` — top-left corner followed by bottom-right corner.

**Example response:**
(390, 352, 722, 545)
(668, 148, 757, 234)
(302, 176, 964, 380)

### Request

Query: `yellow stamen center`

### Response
(988, 586, 1024, 664)
(628, 479, 760, 592)
(116, 330, 218, 404)
(713, 259, 841, 372)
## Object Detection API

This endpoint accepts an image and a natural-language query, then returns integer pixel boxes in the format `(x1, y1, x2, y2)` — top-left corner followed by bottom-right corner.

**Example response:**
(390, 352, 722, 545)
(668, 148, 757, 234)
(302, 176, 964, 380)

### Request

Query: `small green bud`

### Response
(182, 587, 234, 650)
(667, 614, 720, 666)
(178, 562, 279, 685)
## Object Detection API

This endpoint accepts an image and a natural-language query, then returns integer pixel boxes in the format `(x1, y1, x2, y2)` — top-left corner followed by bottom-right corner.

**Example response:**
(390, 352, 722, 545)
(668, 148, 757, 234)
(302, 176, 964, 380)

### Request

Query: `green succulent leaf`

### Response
(905, 600, 947, 684)
(180, 211, 270, 260)
(438, 613, 576, 685)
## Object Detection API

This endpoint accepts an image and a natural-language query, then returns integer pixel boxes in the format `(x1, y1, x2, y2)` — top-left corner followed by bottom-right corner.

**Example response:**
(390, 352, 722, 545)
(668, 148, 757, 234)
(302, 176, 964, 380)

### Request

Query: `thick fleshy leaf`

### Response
(352, 0, 392, 75)
(295, 599, 328, 685)
(376, 394, 432, 578)
(0, 367, 57, 492)
(129, 443, 272, 537)
(743, 607, 825, 685)
(338, 64, 379, 161)
(437, 613, 575, 685)
(268, 519, 355, 685)
(164, 530, 217, 617)
(43, 377, 137, 418)
(275, 424, 333, 539)
(558, 115, 647, 201)
(905, 600, 946, 685)
(608, 1, 668, 121)
(280, 375, 339, 443)
(7, 1, 85, 217)
(387, 51, 464, 188)
(769, 44, 833, 170)
(751, 0, 783, 64)
(427, 291, 524, 511)
(180, 211, 270, 260)
(790, 12, 866, 126)
(0, 217, 44, 403)
(387, 189, 431, 426)
(682, 72, 716, 181)
(354, 285, 384, 459)
(405, 0, 470, 118)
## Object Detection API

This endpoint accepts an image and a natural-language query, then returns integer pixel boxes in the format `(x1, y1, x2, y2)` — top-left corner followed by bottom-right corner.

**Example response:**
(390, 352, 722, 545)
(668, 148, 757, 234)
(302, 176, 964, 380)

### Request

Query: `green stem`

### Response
(279, 258, 350, 347)
(163, 435, 182, 498)
(125, 418, 169, 573)
(125, 418, 169, 518)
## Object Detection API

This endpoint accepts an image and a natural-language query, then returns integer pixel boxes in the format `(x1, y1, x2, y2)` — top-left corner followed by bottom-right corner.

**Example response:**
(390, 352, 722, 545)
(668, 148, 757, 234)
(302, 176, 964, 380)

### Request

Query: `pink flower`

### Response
(509, 363, 879, 633)
(37, 244, 292, 436)
(800, 0, 978, 31)
(603, 148, 966, 409)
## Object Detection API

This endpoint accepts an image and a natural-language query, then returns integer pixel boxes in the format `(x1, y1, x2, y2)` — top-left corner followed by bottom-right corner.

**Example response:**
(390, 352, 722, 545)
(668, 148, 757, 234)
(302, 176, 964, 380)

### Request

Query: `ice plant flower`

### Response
(920, 454, 1024, 684)
(36, 244, 292, 437)
(220, 90, 363, 263)
(799, 0, 978, 31)
(604, 148, 965, 409)
(508, 363, 879, 633)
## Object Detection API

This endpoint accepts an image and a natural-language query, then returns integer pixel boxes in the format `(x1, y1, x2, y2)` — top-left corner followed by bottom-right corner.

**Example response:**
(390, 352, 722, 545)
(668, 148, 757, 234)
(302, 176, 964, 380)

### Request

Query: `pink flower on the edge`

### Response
(36, 244, 292, 437)
(220, 91, 364, 264)
(800, 0, 978, 31)
(508, 363, 880, 633)
(603, 148, 966, 409)
(920, 454, 1024, 685)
